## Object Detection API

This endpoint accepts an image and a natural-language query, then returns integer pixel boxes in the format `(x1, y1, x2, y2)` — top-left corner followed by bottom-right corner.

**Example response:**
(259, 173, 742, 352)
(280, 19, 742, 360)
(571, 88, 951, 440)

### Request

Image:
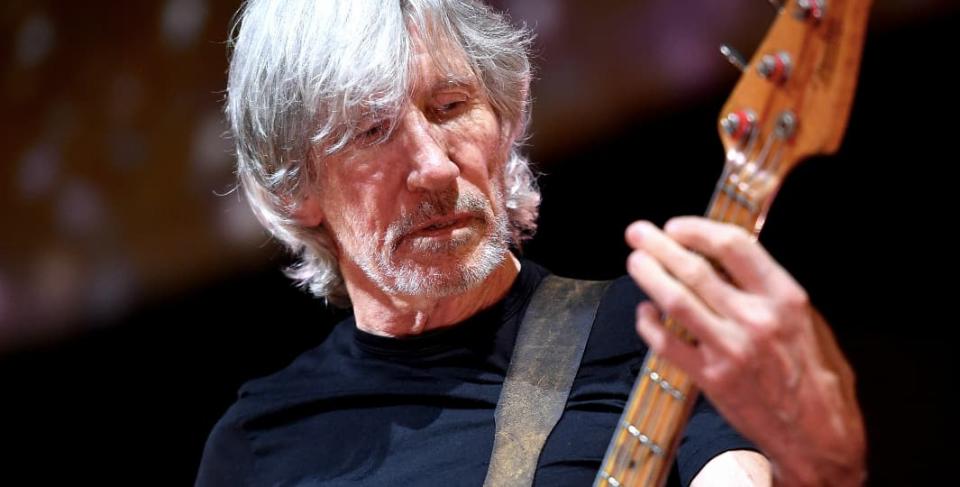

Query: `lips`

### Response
(387, 207, 486, 253)
(411, 214, 473, 235)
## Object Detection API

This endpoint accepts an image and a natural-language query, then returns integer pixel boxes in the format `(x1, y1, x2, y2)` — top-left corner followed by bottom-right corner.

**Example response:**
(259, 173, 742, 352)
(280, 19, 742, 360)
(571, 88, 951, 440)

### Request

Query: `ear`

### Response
(292, 193, 325, 228)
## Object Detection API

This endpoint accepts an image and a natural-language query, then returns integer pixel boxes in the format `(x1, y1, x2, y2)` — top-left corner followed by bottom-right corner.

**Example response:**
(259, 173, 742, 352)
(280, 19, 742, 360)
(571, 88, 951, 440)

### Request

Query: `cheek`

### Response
(448, 113, 508, 187)
(324, 155, 404, 232)
(341, 187, 394, 236)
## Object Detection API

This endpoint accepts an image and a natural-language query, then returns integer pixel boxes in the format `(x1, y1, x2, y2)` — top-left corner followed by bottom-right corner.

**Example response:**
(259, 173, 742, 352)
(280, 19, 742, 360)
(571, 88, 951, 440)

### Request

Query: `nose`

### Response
(401, 109, 460, 192)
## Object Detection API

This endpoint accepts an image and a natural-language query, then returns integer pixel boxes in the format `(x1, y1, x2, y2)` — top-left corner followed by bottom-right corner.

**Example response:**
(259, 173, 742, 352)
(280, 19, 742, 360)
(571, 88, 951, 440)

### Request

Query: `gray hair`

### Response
(226, 0, 540, 306)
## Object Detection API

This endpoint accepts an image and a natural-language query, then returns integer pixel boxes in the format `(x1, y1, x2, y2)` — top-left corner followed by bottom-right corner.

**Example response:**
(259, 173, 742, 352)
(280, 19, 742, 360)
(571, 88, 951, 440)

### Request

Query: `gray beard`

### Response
(353, 188, 511, 298)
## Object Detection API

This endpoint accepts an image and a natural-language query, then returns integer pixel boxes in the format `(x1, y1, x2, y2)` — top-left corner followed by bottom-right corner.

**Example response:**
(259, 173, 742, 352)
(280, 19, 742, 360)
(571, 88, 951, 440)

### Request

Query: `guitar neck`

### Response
(594, 0, 871, 481)
(594, 184, 769, 487)
(595, 338, 699, 487)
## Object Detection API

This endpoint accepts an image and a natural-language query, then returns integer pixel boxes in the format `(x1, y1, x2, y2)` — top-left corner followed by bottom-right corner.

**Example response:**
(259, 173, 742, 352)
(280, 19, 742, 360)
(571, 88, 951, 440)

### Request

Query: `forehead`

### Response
(407, 29, 481, 95)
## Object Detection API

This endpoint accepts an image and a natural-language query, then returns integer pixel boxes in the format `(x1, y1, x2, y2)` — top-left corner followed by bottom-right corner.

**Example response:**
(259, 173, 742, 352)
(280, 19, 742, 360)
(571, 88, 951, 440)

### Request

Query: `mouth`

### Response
(410, 214, 475, 236)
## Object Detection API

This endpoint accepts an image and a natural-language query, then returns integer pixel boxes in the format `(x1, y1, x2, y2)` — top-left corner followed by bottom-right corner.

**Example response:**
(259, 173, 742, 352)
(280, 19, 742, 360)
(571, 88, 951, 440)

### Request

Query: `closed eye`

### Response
(432, 98, 469, 121)
(354, 120, 391, 145)
(438, 100, 464, 113)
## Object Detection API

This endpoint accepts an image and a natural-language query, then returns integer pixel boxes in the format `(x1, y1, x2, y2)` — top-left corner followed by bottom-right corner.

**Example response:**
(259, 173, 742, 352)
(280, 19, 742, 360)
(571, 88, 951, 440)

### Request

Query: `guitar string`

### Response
(636, 359, 683, 486)
(608, 326, 696, 486)
(622, 364, 668, 486)
(604, 137, 777, 485)
(595, 15, 867, 484)
(611, 353, 663, 483)
(601, 39, 811, 481)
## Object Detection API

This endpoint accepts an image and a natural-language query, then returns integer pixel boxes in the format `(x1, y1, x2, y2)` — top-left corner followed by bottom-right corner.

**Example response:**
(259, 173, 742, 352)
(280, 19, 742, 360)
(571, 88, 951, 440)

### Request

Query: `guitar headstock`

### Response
(716, 0, 872, 213)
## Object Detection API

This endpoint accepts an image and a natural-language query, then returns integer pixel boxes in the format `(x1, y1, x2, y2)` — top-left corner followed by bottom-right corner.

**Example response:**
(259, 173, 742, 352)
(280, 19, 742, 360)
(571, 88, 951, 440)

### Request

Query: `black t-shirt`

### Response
(197, 260, 754, 486)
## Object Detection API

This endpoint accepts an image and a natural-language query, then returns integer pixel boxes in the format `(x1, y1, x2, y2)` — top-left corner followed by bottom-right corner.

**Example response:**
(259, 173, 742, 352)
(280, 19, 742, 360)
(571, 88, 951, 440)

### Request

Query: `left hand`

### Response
(625, 217, 866, 487)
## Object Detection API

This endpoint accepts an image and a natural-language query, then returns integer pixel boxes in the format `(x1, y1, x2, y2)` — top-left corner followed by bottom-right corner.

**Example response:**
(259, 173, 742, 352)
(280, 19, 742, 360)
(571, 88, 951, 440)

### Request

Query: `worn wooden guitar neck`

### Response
(595, 189, 767, 487)
(594, 0, 871, 485)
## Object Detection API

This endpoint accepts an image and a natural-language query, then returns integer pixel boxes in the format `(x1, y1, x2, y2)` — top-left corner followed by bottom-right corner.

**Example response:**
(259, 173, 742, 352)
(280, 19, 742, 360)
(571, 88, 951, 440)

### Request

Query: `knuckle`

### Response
(780, 286, 810, 311)
(716, 226, 749, 255)
(676, 256, 712, 288)
(738, 296, 784, 342)
(744, 305, 777, 334)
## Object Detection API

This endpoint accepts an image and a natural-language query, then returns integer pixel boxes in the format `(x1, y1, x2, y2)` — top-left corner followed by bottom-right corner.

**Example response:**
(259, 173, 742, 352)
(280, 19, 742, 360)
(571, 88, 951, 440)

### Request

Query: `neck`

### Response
(344, 253, 521, 337)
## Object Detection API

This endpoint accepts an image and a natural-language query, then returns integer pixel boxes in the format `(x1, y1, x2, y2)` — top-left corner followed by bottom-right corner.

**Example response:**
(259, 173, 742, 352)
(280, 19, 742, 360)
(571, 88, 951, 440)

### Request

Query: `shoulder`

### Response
(210, 316, 357, 434)
(244, 317, 356, 403)
(197, 317, 357, 484)
(196, 399, 258, 486)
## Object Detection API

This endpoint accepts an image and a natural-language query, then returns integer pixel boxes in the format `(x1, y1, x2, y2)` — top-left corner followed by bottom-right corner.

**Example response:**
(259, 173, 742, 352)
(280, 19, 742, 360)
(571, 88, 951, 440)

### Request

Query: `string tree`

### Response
(720, 44, 748, 73)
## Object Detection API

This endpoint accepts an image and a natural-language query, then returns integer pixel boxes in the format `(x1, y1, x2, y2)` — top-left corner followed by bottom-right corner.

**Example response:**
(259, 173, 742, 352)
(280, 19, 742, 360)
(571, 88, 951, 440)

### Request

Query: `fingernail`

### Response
(628, 221, 649, 240)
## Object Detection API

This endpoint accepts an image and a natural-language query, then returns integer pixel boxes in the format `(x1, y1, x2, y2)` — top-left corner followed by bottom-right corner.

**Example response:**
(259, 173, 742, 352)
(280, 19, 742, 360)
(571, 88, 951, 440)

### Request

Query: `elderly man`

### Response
(197, 1, 865, 486)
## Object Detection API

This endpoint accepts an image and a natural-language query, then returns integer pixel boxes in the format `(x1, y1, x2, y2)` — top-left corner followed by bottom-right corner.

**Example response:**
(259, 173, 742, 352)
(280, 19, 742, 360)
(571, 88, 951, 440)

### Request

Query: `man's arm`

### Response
(625, 217, 866, 486)
(693, 450, 771, 487)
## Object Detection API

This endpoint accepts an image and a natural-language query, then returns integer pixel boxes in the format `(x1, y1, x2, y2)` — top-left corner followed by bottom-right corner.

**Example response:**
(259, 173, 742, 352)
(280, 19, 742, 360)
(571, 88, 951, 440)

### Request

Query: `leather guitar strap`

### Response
(483, 275, 611, 487)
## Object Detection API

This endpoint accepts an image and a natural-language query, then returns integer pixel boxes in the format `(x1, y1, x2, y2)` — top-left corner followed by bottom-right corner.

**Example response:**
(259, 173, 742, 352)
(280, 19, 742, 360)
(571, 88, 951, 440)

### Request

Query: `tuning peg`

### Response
(795, 0, 826, 22)
(721, 109, 757, 141)
(774, 110, 798, 140)
(757, 51, 792, 83)
(720, 44, 747, 73)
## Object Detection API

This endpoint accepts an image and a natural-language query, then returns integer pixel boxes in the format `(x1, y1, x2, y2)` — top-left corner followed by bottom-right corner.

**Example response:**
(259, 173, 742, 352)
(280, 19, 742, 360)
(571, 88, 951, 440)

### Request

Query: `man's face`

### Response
(308, 40, 514, 299)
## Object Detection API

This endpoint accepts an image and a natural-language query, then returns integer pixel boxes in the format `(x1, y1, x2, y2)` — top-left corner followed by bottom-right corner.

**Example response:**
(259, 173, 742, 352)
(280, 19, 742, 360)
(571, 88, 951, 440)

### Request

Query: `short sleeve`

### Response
(674, 395, 759, 486)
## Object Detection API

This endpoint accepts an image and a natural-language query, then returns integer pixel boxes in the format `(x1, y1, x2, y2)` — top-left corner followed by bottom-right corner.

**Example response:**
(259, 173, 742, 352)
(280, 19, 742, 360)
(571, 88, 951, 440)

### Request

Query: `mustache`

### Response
(385, 189, 489, 249)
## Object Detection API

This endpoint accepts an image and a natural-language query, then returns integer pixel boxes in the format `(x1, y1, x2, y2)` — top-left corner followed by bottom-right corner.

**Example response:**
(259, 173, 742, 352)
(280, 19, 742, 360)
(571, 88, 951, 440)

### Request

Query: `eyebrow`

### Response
(427, 75, 478, 93)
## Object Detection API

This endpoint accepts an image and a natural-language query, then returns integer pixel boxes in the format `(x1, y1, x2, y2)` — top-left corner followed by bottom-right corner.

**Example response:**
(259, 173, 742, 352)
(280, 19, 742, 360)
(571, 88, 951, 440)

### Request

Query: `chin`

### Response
(381, 236, 509, 298)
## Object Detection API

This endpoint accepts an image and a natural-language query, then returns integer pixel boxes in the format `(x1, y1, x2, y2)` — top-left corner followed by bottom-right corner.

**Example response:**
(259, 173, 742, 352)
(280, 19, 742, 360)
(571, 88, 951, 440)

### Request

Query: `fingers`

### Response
(626, 220, 747, 319)
(635, 301, 704, 376)
(627, 246, 745, 351)
(626, 217, 866, 487)
(662, 216, 802, 300)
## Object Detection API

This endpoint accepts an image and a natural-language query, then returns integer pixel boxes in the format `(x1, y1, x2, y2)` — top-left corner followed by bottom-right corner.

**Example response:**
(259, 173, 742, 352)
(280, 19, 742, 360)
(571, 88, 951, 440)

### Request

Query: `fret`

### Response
(598, 349, 696, 487)
(637, 359, 694, 485)
(599, 470, 622, 487)
(595, 2, 872, 482)
(644, 367, 687, 401)
(609, 356, 659, 476)
(620, 421, 664, 457)
(632, 357, 676, 482)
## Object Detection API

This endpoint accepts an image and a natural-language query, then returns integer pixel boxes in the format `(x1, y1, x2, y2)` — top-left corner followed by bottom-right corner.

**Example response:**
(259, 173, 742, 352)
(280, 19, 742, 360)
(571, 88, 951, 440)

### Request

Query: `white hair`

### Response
(227, 0, 540, 306)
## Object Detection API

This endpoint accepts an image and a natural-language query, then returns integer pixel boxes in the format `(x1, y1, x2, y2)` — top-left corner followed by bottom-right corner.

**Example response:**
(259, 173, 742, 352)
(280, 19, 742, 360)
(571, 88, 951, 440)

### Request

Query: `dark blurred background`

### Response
(1, 0, 954, 484)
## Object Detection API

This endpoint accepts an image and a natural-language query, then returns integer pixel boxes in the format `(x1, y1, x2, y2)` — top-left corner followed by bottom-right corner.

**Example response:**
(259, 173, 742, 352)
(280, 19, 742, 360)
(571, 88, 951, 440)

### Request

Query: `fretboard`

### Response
(594, 172, 769, 487)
